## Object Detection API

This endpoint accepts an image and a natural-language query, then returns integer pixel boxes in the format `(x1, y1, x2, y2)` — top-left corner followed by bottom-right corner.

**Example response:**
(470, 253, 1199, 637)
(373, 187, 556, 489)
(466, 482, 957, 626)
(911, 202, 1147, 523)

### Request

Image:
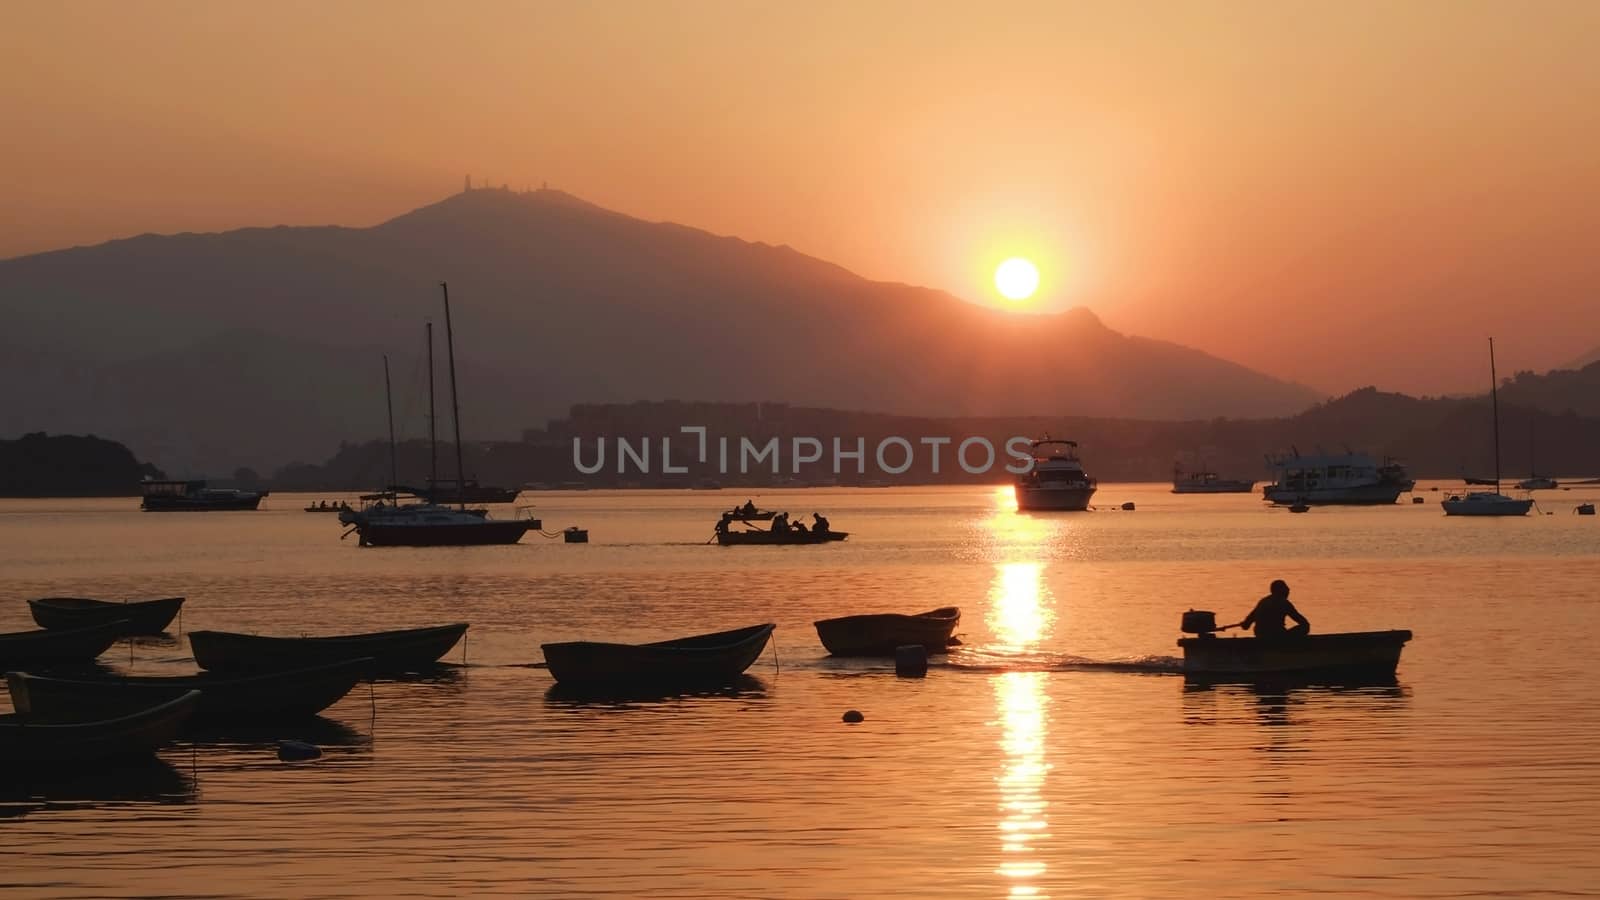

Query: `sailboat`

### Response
(1517, 423, 1558, 490)
(1442, 338, 1534, 517)
(348, 283, 535, 547)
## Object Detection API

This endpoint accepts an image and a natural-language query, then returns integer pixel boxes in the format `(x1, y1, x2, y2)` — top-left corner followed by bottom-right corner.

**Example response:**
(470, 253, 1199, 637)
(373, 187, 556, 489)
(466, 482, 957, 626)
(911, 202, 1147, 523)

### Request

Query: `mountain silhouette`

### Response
(1, 187, 1320, 473)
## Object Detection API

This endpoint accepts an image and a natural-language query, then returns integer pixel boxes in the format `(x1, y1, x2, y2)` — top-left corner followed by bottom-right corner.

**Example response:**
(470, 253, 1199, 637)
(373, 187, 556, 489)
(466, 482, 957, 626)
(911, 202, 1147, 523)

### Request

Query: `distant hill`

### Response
(0, 432, 163, 496)
(0, 188, 1320, 474)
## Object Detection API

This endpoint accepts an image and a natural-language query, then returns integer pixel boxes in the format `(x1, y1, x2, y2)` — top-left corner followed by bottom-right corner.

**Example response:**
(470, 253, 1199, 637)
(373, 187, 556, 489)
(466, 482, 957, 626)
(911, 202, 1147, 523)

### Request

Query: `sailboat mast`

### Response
(1489, 336, 1502, 492)
(441, 282, 467, 510)
(426, 321, 437, 489)
(383, 354, 398, 499)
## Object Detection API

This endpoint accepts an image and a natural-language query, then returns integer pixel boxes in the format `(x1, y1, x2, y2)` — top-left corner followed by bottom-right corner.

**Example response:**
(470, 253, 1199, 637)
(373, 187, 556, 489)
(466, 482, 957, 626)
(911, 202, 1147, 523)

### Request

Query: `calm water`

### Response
(2, 484, 1599, 898)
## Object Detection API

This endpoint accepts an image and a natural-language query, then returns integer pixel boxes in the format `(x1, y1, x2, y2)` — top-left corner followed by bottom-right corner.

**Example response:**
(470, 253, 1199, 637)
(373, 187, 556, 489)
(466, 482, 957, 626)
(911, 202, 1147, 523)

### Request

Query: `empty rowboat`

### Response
(542, 623, 776, 687)
(0, 620, 128, 668)
(28, 596, 186, 635)
(814, 607, 961, 656)
(188, 623, 468, 674)
(6, 657, 373, 724)
(0, 683, 200, 762)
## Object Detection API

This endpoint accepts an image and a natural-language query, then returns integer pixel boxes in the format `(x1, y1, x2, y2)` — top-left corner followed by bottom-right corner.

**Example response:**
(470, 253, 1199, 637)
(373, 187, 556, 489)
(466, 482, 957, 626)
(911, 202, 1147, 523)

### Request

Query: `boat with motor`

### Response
(1443, 338, 1533, 517)
(1261, 449, 1414, 505)
(814, 607, 960, 656)
(1171, 464, 1255, 494)
(1175, 609, 1411, 681)
(1015, 439, 1097, 511)
(141, 479, 266, 511)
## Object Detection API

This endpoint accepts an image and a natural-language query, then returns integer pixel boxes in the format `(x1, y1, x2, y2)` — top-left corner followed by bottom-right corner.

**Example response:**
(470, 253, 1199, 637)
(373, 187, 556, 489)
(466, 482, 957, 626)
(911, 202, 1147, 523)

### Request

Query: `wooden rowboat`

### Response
(188, 623, 468, 674)
(0, 620, 128, 668)
(0, 682, 199, 762)
(716, 530, 847, 546)
(814, 606, 960, 656)
(6, 657, 372, 724)
(1177, 630, 1413, 681)
(542, 623, 775, 686)
(28, 597, 185, 635)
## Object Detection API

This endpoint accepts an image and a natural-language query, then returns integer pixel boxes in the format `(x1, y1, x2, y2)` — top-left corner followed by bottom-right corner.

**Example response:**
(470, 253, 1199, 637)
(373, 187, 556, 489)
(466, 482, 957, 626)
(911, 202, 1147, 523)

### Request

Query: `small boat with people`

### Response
(0, 620, 128, 667)
(1015, 438, 1097, 511)
(725, 500, 777, 521)
(28, 596, 185, 635)
(305, 500, 352, 513)
(714, 509, 845, 545)
(1261, 449, 1414, 505)
(814, 607, 961, 656)
(1175, 581, 1411, 681)
(541, 623, 776, 687)
(187, 623, 468, 674)
(0, 682, 200, 763)
(141, 478, 266, 511)
(6, 657, 372, 724)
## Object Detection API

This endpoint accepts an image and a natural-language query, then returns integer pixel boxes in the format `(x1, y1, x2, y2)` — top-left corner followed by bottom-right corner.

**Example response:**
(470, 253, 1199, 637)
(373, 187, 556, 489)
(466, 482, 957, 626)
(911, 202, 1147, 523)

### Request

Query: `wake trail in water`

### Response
(942, 649, 1183, 675)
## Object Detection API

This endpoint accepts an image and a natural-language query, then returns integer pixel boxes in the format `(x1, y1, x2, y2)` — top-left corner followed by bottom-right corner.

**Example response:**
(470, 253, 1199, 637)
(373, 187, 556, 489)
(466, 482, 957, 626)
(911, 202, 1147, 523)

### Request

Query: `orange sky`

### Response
(4, 1, 1597, 395)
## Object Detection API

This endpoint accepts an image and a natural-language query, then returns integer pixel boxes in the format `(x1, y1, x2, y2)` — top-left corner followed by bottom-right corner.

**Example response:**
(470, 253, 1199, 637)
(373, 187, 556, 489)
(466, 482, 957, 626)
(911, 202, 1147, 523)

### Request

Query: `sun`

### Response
(995, 257, 1039, 301)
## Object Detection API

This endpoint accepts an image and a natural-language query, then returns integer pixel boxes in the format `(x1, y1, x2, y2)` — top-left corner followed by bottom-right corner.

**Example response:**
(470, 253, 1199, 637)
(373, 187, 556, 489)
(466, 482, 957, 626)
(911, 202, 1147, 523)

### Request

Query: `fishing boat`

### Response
(541, 623, 776, 686)
(0, 683, 200, 762)
(717, 528, 847, 546)
(28, 596, 185, 635)
(813, 606, 960, 656)
(1176, 611, 1411, 681)
(187, 623, 468, 673)
(1443, 338, 1533, 517)
(1171, 464, 1255, 494)
(6, 657, 371, 724)
(0, 620, 128, 667)
(1261, 450, 1414, 505)
(1015, 439, 1097, 511)
(347, 284, 534, 547)
(140, 479, 266, 511)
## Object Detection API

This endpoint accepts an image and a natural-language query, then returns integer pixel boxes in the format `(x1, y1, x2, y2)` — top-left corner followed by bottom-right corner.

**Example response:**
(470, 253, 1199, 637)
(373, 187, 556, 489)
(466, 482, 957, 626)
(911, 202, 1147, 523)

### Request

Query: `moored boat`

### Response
(0, 683, 200, 762)
(1261, 450, 1414, 505)
(141, 479, 266, 511)
(0, 620, 128, 667)
(541, 623, 776, 686)
(1172, 464, 1255, 494)
(814, 606, 960, 656)
(28, 596, 185, 635)
(5, 657, 372, 724)
(1015, 439, 1097, 511)
(188, 623, 468, 674)
(1443, 338, 1531, 518)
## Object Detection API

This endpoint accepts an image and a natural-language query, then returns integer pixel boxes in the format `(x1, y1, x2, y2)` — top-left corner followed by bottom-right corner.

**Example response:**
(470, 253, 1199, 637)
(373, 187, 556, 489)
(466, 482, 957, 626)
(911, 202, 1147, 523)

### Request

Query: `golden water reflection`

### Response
(995, 670, 1051, 898)
(987, 562, 1053, 651)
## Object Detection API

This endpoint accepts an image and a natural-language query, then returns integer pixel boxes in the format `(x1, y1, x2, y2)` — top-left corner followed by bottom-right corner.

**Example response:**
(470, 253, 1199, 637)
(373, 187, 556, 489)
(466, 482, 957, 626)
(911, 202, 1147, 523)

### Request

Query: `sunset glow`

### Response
(995, 258, 1040, 301)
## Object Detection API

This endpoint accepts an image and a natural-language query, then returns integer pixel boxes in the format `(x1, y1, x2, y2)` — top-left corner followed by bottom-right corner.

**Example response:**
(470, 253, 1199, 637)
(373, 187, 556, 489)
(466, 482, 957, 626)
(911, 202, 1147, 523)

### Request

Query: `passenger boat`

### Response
(0, 620, 127, 667)
(188, 623, 468, 673)
(716, 529, 847, 546)
(0, 684, 200, 762)
(140, 479, 266, 511)
(542, 623, 775, 687)
(1015, 439, 1097, 511)
(1176, 609, 1411, 680)
(1261, 450, 1414, 505)
(1443, 338, 1532, 517)
(1171, 464, 1255, 494)
(28, 596, 185, 635)
(813, 606, 960, 656)
(6, 657, 371, 724)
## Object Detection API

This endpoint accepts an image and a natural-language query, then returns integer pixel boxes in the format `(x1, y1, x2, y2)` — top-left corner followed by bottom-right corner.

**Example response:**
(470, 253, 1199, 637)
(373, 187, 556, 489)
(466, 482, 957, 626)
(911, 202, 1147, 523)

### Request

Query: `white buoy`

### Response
(277, 740, 321, 761)
(895, 644, 928, 677)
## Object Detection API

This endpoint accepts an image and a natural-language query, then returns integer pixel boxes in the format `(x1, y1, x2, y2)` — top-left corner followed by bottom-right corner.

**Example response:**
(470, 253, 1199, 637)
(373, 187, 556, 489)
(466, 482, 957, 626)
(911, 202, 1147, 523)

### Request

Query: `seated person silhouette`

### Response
(1240, 579, 1310, 638)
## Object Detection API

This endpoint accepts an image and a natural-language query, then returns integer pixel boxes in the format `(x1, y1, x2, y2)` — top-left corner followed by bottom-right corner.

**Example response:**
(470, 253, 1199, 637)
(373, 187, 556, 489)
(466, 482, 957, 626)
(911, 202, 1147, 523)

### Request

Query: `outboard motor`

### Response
(1181, 609, 1218, 635)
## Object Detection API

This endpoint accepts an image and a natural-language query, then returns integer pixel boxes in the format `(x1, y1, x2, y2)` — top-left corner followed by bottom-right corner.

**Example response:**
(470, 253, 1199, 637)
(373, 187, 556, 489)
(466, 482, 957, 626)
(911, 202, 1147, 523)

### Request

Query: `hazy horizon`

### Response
(5, 1, 1598, 396)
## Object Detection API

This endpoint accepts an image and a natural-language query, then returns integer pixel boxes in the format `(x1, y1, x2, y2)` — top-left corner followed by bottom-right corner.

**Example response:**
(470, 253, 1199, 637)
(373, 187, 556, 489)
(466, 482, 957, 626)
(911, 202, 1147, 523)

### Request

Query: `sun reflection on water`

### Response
(995, 670, 1051, 897)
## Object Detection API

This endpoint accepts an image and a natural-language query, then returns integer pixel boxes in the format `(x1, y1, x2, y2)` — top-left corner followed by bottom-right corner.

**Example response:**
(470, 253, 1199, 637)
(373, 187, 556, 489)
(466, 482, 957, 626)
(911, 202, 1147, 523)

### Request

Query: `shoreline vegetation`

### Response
(7, 369, 1599, 495)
